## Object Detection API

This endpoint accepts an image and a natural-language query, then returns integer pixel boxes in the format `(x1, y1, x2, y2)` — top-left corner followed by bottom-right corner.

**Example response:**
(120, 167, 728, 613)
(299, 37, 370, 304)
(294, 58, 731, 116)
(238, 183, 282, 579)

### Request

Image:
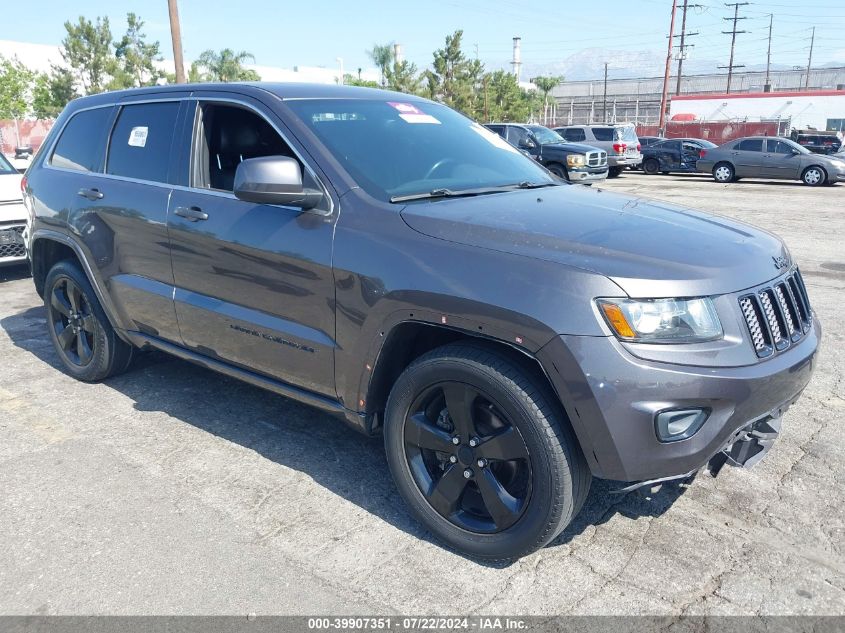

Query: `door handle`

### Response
(174, 206, 208, 222)
(77, 188, 104, 201)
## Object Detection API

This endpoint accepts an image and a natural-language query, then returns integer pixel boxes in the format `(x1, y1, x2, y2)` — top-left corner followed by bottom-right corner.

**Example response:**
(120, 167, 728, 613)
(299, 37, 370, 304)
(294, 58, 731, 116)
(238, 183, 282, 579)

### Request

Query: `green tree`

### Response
(531, 75, 562, 125)
(425, 30, 485, 118)
(367, 43, 394, 87)
(195, 49, 260, 82)
(343, 73, 379, 88)
(110, 13, 164, 89)
(61, 16, 114, 94)
(385, 59, 421, 95)
(32, 66, 78, 119)
(0, 56, 36, 146)
(482, 70, 533, 122)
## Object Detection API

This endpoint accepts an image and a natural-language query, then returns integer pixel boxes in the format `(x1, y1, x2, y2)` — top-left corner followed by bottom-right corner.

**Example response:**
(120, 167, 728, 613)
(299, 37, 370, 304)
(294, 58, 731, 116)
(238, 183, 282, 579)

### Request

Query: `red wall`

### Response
(636, 120, 790, 143)
(0, 119, 55, 154)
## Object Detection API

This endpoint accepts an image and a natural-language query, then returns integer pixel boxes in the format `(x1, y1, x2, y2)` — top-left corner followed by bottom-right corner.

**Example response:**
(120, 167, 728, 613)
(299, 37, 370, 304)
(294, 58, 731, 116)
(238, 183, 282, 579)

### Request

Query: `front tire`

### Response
(44, 260, 134, 382)
(546, 163, 568, 181)
(713, 162, 735, 183)
(802, 165, 827, 186)
(384, 343, 590, 561)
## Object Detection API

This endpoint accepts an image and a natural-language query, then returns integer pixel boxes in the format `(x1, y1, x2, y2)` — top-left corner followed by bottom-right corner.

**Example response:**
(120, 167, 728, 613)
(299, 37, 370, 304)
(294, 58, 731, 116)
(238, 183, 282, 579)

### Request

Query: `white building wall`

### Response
(670, 92, 845, 131)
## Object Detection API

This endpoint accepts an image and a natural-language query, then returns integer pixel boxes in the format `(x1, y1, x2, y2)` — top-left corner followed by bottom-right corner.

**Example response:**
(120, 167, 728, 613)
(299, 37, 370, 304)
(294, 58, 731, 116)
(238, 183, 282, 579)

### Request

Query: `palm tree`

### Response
(532, 76, 563, 125)
(196, 49, 258, 82)
(367, 43, 394, 87)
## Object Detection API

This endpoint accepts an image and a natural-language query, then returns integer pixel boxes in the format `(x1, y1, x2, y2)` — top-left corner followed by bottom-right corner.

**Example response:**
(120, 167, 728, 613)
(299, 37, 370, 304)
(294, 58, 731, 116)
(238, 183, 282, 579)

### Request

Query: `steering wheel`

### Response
(425, 157, 458, 180)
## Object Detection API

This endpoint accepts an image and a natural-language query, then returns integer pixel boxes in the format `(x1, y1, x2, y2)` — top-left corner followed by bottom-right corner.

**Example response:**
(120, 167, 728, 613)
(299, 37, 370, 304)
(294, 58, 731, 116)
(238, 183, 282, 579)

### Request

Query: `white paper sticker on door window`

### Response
(128, 126, 149, 147)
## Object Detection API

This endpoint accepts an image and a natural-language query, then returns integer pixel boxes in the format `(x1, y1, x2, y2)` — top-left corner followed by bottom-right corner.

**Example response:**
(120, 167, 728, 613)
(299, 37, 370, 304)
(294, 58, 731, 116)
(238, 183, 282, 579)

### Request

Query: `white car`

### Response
(0, 153, 28, 267)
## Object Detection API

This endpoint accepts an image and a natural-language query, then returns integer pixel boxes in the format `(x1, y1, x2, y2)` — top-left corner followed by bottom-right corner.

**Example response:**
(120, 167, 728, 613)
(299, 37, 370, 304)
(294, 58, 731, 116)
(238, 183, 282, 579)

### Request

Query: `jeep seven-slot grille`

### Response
(739, 270, 812, 358)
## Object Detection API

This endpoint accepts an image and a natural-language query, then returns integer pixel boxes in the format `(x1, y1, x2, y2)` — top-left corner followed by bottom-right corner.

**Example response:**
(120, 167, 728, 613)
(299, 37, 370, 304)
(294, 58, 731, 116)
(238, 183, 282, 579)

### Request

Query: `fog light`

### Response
(655, 408, 709, 442)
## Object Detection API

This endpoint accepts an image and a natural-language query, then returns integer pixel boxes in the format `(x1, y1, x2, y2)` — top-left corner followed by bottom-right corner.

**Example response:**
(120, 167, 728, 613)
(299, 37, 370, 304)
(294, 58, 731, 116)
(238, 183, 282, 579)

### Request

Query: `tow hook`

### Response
(708, 415, 782, 476)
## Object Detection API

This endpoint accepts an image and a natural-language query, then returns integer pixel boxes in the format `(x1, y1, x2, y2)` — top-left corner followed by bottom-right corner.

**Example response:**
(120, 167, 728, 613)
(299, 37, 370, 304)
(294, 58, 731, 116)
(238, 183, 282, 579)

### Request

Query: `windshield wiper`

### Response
(389, 181, 557, 203)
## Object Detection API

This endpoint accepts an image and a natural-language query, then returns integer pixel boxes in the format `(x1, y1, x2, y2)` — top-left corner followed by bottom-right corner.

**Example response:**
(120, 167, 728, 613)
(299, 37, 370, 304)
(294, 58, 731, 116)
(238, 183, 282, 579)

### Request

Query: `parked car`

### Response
(0, 153, 27, 267)
(484, 123, 607, 184)
(789, 129, 842, 155)
(697, 136, 845, 186)
(23, 84, 820, 560)
(553, 124, 642, 177)
(638, 136, 664, 148)
(641, 138, 717, 175)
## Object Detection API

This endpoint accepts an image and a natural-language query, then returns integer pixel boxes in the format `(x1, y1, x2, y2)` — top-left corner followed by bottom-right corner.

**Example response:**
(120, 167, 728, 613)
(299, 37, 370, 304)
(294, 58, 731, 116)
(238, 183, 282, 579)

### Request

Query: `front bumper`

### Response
(538, 318, 820, 482)
(0, 212, 27, 266)
(569, 166, 608, 183)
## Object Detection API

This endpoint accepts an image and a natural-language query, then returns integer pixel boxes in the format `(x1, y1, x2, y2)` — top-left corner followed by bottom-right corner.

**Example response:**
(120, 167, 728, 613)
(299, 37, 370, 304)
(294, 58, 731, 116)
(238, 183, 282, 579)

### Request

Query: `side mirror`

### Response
(233, 156, 323, 210)
(519, 138, 537, 150)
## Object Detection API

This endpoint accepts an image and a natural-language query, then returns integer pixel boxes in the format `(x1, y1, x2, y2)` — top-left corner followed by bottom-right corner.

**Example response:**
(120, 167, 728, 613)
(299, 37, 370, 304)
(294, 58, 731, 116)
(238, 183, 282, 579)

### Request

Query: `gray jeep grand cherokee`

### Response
(22, 84, 820, 560)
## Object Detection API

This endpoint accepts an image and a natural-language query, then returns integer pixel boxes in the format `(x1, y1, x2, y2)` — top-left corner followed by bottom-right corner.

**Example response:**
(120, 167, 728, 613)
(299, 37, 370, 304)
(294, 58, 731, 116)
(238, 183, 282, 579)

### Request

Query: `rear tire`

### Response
(802, 165, 827, 186)
(642, 159, 659, 175)
(713, 162, 735, 183)
(383, 342, 590, 561)
(44, 260, 134, 382)
(608, 166, 622, 178)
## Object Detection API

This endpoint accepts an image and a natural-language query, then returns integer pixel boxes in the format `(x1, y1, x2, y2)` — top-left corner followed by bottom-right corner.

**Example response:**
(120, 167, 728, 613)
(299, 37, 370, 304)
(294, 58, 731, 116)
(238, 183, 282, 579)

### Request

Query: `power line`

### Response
(674, 0, 704, 94)
(718, 2, 749, 93)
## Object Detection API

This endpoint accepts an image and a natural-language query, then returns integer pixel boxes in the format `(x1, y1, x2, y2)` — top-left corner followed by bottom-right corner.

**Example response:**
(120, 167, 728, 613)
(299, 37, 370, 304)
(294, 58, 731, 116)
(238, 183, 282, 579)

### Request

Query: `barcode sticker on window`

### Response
(128, 126, 149, 147)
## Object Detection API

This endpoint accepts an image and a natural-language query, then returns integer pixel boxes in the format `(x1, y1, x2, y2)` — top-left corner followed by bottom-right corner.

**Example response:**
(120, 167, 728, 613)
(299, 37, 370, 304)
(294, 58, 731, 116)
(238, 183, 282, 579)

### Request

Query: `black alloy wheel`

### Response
(48, 276, 96, 367)
(44, 260, 134, 382)
(403, 381, 532, 533)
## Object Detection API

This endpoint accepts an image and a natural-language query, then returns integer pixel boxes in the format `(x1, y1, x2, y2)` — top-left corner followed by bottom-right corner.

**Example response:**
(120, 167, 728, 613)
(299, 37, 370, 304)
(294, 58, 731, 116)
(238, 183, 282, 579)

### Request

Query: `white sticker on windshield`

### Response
(128, 126, 148, 147)
(388, 102, 441, 124)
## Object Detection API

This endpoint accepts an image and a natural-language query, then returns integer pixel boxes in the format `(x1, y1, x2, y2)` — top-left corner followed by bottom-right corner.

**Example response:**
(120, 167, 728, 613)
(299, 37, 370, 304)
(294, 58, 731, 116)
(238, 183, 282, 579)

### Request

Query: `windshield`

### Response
(0, 153, 14, 174)
(286, 99, 554, 202)
(526, 125, 564, 145)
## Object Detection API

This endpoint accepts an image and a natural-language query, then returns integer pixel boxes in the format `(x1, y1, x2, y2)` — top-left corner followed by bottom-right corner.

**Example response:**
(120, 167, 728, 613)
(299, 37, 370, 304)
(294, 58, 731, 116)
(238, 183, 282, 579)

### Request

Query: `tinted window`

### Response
(507, 126, 530, 145)
(285, 99, 553, 202)
(736, 139, 764, 152)
(592, 128, 614, 141)
(107, 102, 180, 183)
(51, 107, 112, 172)
(485, 125, 505, 138)
(194, 103, 298, 192)
(0, 153, 14, 174)
(768, 139, 797, 154)
(562, 128, 586, 142)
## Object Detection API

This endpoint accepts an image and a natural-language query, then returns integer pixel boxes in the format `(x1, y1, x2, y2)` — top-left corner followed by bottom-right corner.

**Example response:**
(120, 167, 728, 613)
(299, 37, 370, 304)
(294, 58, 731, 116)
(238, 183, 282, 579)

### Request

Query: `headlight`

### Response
(596, 297, 722, 343)
(566, 154, 586, 167)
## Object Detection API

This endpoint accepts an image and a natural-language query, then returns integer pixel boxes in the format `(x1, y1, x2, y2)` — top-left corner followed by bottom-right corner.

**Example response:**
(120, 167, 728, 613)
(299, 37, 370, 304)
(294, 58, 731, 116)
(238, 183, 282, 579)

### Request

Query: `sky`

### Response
(2, 0, 844, 80)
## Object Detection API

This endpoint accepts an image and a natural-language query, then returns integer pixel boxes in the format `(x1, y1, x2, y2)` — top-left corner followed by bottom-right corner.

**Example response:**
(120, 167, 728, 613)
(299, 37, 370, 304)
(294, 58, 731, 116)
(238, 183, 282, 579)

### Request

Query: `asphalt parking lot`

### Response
(1, 171, 843, 616)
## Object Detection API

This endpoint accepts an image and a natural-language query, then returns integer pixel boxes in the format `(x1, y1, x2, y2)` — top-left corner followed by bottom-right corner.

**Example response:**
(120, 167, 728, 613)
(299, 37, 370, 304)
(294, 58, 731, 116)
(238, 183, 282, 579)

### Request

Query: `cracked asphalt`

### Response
(0, 172, 843, 616)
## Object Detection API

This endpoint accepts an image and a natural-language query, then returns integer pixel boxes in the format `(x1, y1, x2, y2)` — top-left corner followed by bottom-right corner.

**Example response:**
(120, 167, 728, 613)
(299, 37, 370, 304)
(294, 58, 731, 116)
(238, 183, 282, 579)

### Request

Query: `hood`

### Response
(542, 142, 601, 154)
(399, 185, 790, 297)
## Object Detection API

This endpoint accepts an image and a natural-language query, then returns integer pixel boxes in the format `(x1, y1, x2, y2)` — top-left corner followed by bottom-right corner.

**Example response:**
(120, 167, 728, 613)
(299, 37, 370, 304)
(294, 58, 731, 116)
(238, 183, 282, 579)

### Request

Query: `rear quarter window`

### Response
(591, 128, 614, 142)
(50, 107, 113, 172)
(106, 101, 180, 183)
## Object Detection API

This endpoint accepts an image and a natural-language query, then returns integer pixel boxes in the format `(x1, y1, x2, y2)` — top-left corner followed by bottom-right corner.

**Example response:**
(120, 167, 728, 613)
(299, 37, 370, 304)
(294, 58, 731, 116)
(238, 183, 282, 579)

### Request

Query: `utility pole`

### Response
(805, 26, 815, 90)
(764, 14, 773, 91)
(602, 62, 608, 123)
(658, 0, 678, 132)
(167, 0, 186, 83)
(719, 2, 748, 94)
(674, 0, 701, 95)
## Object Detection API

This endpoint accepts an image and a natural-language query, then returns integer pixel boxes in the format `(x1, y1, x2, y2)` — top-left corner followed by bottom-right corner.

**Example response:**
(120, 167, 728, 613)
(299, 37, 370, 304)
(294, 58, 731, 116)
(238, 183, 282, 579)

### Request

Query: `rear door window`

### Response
(486, 125, 505, 138)
(51, 107, 113, 172)
(106, 101, 181, 183)
(591, 128, 614, 142)
(736, 139, 764, 152)
(562, 128, 586, 142)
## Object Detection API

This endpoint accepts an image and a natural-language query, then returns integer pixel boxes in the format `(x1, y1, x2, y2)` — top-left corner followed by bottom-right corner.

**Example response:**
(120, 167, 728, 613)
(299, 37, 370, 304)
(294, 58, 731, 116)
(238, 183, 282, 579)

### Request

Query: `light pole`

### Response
(336, 57, 344, 85)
